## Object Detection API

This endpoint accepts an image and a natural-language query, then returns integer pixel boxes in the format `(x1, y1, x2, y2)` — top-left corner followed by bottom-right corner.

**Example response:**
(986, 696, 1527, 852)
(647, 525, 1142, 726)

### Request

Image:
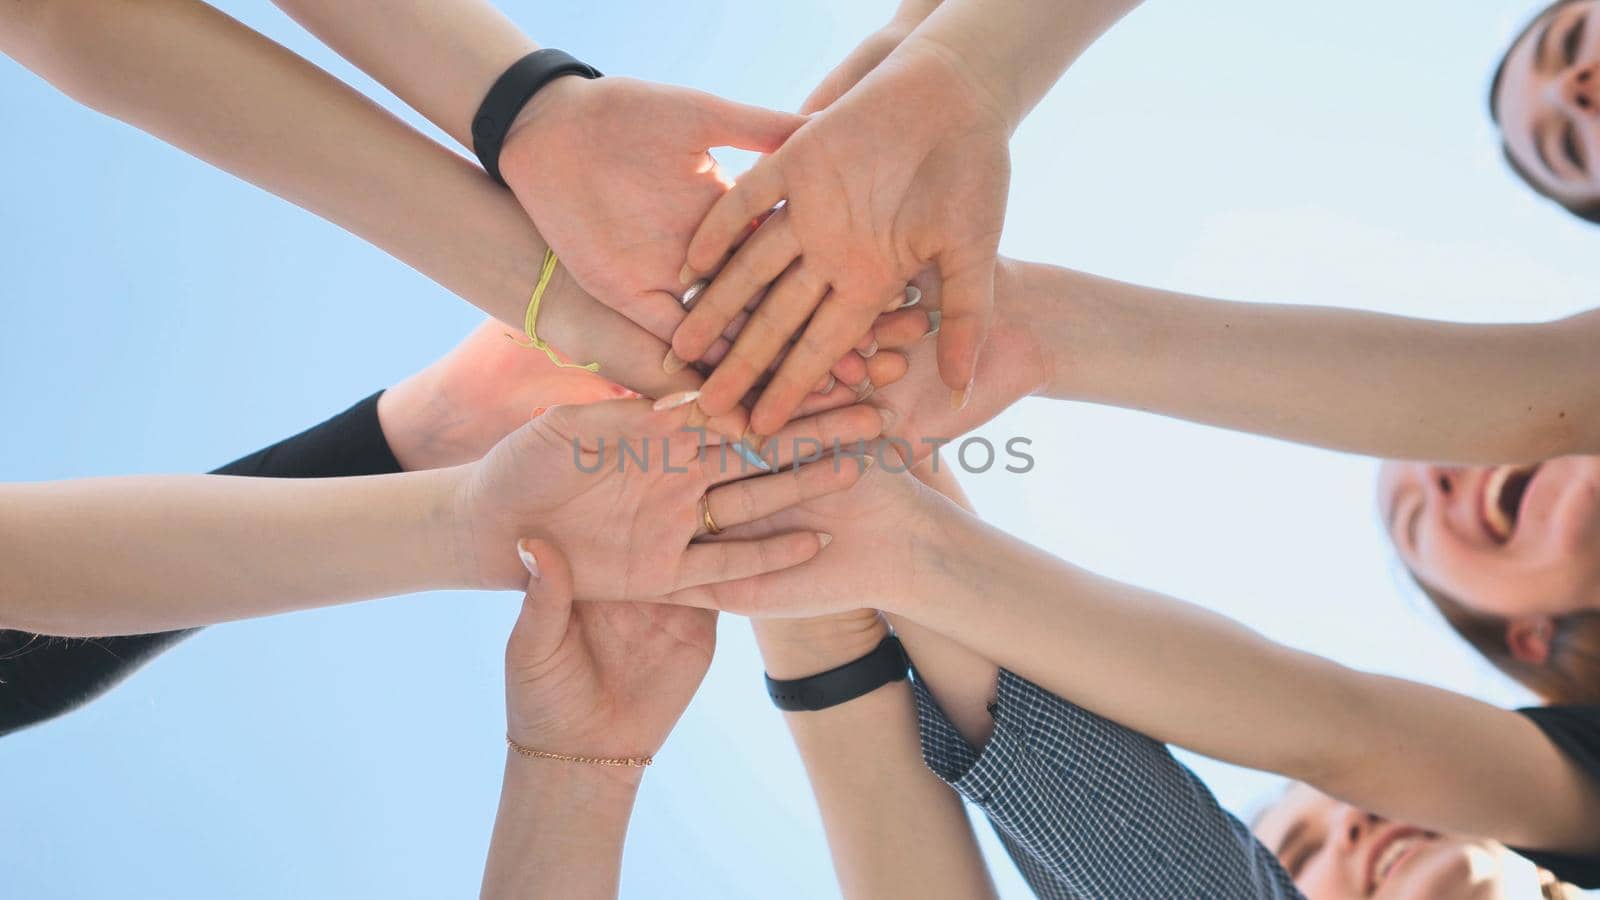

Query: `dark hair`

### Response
(1488, 0, 1600, 223)
(1411, 573, 1600, 705)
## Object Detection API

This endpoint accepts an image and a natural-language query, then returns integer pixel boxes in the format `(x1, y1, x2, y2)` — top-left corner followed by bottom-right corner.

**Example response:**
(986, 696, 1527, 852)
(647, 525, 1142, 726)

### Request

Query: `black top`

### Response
(1510, 705, 1600, 887)
(0, 391, 402, 738)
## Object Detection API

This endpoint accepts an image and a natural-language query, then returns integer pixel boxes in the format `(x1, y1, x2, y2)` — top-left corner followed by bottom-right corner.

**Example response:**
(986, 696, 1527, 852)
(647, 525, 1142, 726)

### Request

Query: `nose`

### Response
(1421, 465, 1484, 540)
(1561, 62, 1600, 115)
(1332, 805, 1383, 884)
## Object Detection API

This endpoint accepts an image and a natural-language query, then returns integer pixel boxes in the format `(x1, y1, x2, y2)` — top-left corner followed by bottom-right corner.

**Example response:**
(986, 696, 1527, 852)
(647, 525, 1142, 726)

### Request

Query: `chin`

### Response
(1379, 839, 1506, 900)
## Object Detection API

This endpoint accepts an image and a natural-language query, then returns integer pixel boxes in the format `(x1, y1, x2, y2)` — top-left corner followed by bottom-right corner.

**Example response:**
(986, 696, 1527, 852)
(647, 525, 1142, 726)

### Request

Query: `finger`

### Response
(870, 309, 932, 349)
(674, 532, 830, 591)
(697, 263, 829, 418)
(673, 212, 800, 362)
(749, 296, 879, 436)
(507, 539, 575, 666)
(685, 158, 789, 279)
(864, 350, 909, 389)
(933, 249, 997, 394)
(792, 382, 859, 418)
(701, 457, 864, 537)
(626, 291, 694, 345)
(534, 285, 704, 401)
(693, 92, 808, 153)
(711, 400, 887, 481)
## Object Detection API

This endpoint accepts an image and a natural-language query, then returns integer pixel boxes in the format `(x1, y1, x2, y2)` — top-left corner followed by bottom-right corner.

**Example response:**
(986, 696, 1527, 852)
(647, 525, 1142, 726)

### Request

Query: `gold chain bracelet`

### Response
(505, 734, 653, 768)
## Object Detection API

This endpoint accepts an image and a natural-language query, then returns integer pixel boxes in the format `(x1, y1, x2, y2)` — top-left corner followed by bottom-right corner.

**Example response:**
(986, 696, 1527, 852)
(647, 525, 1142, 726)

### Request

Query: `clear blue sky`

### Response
(2, 1, 1596, 897)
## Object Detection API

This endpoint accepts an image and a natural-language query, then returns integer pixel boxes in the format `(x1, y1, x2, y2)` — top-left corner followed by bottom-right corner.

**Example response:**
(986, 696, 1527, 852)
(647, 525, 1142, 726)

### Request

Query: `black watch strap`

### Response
(471, 49, 603, 187)
(766, 636, 910, 712)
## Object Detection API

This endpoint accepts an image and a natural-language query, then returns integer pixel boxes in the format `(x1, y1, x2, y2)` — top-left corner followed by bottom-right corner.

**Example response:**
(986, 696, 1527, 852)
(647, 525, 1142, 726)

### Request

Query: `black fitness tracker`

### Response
(471, 49, 603, 186)
(765, 636, 910, 712)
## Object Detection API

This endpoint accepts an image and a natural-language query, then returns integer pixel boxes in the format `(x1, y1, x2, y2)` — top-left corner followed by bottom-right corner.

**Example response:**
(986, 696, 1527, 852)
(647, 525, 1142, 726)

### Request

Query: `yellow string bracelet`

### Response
(506, 249, 601, 373)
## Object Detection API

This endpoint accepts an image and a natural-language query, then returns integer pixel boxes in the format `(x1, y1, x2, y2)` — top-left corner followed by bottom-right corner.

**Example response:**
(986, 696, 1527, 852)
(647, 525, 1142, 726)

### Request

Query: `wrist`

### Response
(895, 33, 1021, 135)
(503, 747, 648, 795)
(754, 611, 889, 680)
(995, 258, 1068, 400)
(444, 462, 523, 591)
(499, 75, 594, 183)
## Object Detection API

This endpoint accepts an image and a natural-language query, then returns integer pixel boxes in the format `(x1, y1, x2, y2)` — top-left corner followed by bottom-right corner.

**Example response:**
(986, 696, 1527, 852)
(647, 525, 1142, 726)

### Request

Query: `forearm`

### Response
(1020, 262, 1599, 462)
(0, 467, 470, 637)
(271, 0, 537, 149)
(1, 0, 541, 326)
(898, 505, 1600, 853)
(901, 0, 1141, 131)
(481, 754, 639, 900)
(755, 619, 996, 900)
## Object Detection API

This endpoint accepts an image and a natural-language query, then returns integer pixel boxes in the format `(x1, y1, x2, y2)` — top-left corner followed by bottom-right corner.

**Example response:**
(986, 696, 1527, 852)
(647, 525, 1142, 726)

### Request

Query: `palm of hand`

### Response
(507, 599, 715, 758)
(465, 404, 712, 597)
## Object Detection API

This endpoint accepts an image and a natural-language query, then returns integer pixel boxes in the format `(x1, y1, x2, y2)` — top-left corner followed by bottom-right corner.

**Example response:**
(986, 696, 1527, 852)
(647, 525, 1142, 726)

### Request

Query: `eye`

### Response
(1566, 14, 1589, 66)
(1287, 838, 1326, 878)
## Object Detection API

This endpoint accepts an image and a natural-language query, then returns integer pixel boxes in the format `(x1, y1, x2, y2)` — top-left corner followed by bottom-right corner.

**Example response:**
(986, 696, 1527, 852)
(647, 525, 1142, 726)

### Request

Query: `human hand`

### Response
(454, 396, 887, 596)
(669, 456, 950, 619)
(504, 540, 716, 763)
(675, 45, 1012, 437)
(870, 259, 1049, 464)
(499, 76, 804, 344)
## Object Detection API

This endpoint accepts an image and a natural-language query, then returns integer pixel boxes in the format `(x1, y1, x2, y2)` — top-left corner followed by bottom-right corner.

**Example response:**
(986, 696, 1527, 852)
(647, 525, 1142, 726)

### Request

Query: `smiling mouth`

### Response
(1481, 463, 1541, 543)
(1367, 830, 1429, 894)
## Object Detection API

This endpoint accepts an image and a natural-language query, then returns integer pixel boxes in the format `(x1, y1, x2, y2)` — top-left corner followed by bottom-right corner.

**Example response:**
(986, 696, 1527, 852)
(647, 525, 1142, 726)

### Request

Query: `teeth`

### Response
(1376, 836, 1418, 884)
(1481, 464, 1539, 543)
(1483, 466, 1516, 541)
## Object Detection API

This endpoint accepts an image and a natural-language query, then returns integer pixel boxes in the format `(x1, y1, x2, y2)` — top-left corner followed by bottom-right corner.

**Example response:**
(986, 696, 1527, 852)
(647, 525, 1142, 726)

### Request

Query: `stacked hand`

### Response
(673, 44, 1013, 438)
(504, 540, 715, 763)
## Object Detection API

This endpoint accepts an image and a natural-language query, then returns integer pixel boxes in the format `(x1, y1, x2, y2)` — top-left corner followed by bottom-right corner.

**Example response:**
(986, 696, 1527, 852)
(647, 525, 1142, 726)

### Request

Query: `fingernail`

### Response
(901, 285, 922, 309)
(924, 309, 942, 339)
(663, 349, 689, 374)
(749, 431, 771, 455)
(862, 454, 877, 470)
(819, 374, 837, 395)
(852, 380, 875, 402)
(950, 379, 973, 411)
(679, 263, 697, 286)
(516, 540, 542, 580)
(732, 441, 773, 472)
(680, 279, 709, 310)
(652, 390, 701, 412)
(877, 406, 897, 433)
(817, 532, 834, 548)
(862, 339, 879, 358)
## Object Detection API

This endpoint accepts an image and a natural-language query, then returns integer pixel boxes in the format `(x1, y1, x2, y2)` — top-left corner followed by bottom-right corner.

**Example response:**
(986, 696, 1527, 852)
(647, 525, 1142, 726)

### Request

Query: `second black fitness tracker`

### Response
(765, 635, 911, 712)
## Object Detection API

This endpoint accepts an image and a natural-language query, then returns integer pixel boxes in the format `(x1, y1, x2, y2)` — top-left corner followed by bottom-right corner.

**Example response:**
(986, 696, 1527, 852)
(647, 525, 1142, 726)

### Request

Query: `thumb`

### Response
(933, 247, 996, 393)
(506, 538, 576, 667)
(695, 91, 807, 153)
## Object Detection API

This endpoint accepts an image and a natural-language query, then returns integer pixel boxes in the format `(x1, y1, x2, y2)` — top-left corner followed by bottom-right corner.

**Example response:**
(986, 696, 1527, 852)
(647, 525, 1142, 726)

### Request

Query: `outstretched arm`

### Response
(1017, 262, 1600, 463)
(752, 610, 999, 899)
(697, 470, 1600, 860)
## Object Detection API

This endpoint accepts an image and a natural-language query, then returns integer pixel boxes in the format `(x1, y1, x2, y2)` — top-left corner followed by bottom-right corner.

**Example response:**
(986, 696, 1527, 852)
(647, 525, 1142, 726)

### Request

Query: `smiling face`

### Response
(1495, 1, 1600, 213)
(1255, 785, 1512, 899)
(1377, 456, 1600, 620)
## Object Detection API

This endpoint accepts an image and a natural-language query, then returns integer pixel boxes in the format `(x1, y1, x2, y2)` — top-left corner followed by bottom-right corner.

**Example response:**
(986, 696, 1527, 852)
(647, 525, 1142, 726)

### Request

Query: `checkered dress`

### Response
(913, 670, 1303, 900)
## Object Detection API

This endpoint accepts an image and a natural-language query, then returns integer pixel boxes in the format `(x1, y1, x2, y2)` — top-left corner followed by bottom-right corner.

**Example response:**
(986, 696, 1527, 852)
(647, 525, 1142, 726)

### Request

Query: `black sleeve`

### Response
(0, 391, 402, 739)
(1508, 705, 1600, 888)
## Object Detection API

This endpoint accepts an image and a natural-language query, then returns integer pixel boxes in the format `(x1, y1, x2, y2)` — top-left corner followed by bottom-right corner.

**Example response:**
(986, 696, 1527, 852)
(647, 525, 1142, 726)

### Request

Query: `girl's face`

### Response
(1254, 785, 1511, 900)
(1377, 456, 1600, 619)
(1497, 1, 1600, 208)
